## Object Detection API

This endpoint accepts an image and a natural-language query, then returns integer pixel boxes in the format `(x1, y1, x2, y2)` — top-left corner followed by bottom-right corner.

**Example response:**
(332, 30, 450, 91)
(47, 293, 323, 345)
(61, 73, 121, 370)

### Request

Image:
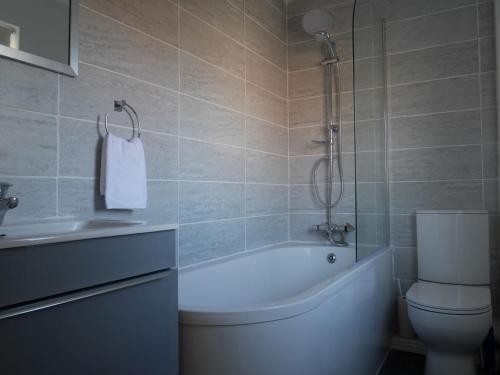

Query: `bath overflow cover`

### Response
(327, 253, 336, 264)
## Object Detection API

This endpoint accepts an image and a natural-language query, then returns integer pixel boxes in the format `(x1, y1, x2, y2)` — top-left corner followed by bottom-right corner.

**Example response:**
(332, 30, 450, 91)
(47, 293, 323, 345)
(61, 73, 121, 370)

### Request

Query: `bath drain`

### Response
(326, 253, 336, 264)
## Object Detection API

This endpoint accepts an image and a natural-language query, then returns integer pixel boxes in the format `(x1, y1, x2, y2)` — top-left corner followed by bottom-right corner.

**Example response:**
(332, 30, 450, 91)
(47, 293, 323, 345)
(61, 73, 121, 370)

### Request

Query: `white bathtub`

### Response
(179, 244, 395, 375)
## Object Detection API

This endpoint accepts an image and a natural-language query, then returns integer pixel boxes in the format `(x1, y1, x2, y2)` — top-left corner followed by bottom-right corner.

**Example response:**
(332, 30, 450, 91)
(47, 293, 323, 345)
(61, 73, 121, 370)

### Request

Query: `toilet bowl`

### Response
(408, 210, 492, 375)
(407, 281, 492, 375)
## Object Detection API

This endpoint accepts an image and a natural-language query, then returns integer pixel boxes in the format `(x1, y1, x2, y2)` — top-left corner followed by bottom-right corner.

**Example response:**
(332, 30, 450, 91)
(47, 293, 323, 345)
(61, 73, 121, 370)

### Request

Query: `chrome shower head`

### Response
(302, 10, 339, 61)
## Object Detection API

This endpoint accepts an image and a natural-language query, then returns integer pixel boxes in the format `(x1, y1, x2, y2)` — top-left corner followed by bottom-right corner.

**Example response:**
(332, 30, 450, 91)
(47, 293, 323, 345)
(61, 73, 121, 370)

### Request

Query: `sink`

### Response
(0, 219, 178, 249)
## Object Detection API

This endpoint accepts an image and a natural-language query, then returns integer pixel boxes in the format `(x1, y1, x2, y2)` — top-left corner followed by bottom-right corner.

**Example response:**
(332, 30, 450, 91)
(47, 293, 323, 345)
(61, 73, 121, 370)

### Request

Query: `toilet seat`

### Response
(407, 281, 491, 315)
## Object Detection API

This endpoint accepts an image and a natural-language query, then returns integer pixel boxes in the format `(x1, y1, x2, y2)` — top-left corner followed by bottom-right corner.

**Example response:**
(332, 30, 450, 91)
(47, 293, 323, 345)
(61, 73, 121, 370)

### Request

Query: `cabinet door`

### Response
(0, 270, 178, 375)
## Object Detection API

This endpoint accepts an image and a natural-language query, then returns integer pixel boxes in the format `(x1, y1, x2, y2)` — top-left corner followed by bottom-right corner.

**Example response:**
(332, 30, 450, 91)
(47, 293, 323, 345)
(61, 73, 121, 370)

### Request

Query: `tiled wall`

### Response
(0, 0, 289, 267)
(381, 0, 499, 309)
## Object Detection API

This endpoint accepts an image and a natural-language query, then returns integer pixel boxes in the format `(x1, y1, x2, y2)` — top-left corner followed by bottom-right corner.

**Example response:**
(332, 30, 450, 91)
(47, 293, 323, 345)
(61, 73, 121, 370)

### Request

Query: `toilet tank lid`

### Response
(406, 281, 491, 312)
(416, 210, 488, 214)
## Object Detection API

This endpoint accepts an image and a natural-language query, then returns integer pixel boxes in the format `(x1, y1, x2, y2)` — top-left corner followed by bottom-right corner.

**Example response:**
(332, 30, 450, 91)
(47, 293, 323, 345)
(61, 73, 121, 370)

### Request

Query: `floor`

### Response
(379, 350, 493, 375)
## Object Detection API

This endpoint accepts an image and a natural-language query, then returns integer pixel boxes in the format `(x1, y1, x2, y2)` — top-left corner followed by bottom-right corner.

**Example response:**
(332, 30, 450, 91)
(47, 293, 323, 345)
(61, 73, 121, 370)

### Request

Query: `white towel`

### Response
(100, 133, 147, 209)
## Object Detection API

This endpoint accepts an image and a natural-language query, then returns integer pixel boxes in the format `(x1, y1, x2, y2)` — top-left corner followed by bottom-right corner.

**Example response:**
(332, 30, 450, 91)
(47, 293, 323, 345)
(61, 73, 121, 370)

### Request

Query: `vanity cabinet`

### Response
(0, 229, 178, 375)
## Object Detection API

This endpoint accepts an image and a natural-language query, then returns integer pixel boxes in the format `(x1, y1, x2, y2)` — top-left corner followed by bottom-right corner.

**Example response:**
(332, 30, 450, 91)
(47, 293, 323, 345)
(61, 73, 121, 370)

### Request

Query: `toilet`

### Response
(406, 210, 492, 375)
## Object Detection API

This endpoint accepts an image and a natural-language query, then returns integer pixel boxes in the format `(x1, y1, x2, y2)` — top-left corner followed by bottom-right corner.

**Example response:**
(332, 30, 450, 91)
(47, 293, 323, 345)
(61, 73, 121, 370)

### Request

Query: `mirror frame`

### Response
(0, 0, 79, 76)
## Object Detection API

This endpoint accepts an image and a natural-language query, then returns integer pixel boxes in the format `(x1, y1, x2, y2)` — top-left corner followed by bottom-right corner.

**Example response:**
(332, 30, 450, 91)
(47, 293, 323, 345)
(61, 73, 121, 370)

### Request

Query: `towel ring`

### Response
(104, 100, 142, 141)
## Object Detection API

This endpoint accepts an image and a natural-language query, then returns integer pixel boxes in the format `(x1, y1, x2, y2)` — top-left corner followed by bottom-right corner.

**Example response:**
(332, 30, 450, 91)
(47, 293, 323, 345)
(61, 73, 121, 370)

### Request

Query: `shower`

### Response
(302, 9, 354, 246)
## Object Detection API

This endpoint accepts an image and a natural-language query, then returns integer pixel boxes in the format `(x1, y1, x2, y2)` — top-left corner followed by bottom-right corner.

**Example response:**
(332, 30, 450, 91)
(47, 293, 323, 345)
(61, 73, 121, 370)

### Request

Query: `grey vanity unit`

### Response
(0, 220, 178, 375)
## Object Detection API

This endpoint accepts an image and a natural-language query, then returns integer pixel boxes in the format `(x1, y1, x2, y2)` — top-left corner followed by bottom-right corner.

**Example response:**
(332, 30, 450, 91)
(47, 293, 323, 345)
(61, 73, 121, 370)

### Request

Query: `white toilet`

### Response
(406, 210, 492, 375)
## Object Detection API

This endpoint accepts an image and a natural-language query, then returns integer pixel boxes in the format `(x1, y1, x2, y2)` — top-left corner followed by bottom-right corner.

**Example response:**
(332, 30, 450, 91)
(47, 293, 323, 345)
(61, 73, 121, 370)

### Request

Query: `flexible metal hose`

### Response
(312, 60, 344, 222)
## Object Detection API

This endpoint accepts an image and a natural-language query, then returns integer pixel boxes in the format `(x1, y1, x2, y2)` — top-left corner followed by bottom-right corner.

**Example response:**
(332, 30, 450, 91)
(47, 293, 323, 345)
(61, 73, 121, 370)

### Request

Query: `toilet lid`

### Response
(406, 281, 491, 314)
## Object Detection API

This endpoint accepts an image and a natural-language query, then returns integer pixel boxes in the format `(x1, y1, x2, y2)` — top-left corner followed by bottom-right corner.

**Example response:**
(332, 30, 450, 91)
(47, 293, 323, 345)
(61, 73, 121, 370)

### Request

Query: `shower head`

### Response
(302, 9, 333, 36)
(302, 9, 339, 61)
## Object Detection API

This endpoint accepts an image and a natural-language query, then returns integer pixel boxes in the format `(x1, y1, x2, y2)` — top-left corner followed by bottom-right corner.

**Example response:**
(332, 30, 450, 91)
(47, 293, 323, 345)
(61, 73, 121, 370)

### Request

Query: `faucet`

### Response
(315, 222, 355, 247)
(0, 183, 19, 225)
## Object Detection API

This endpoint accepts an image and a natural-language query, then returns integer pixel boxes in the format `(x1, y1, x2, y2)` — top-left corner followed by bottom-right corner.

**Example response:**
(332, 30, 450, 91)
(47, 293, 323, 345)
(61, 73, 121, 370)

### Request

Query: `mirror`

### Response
(0, 0, 78, 76)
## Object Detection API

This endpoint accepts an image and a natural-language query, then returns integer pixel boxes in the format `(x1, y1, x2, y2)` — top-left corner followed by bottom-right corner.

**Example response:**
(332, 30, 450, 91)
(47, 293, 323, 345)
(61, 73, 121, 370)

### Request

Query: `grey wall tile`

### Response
(483, 143, 498, 179)
(481, 72, 497, 108)
(290, 126, 327, 156)
(353, 88, 381, 121)
(180, 95, 245, 147)
(289, 212, 355, 242)
(290, 153, 357, 184)
(0, 108, 57, 176)
(0, 59, 57, 114)
(60, 64, 179, 135)
(390, 215, 417, 247)
(267, 0, 285, 14)
(357, 214, 378, 245)
(389, 110, 481, 148)
(287, 0, 347, 17)
(390, 145, 482, 181)
(180, 10, 245, 78)
(394, 247, 418, 279)
(246, 214, 288, 249)
(59, 118, 102, 178)
(180, 0, 244, 42)
(288, 68, 324, 99)
(388, 40, 478, 85)
(480, 37, 496, 72)
(179, 139, 245, 182)
(482, 107, 498, 143)
(0, 177, 57, 223)
(246, 83, 287, 125)
(390, 180, 483, 214)
(389, 75, 479, 117)
(246, 184, 288, 216)
(484, 179, 499, 213)
(288, 40, 325, 71)
(375, 0, 475, 22)
(81, 0, 179, 46)
(290, 183, 355, 214)
(289, 92, 353, 127)
(79, 7, 178, 89)
(60, 119, 178, 180)
(479, 1, 495, 38)
(181, 53, 245, 112)
(59, 178, 178, 223)
(179, 219, 245, 266)
(246, 117, 288, 155)
(245, 0, 286, 41)
(246, 50, 287, 98)
(386, 6, 477, 54)
(246, 150, 288, 184)
(179, 182, 244, 223)
(245, 16, 286, 69)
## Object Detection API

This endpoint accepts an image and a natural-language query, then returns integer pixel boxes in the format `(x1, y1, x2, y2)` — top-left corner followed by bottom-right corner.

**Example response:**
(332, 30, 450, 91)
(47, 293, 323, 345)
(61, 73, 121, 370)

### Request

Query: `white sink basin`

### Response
(0, 219, 178, 249)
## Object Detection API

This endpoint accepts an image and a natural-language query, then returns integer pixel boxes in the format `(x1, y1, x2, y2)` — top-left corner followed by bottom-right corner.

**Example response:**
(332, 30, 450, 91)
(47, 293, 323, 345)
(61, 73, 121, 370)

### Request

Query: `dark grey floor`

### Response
(379, 350, 493, 375)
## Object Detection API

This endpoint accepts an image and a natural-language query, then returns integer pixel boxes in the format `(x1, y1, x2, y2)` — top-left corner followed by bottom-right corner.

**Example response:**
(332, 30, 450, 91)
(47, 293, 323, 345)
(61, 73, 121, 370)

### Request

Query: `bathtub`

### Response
(179, 244, 395, 375)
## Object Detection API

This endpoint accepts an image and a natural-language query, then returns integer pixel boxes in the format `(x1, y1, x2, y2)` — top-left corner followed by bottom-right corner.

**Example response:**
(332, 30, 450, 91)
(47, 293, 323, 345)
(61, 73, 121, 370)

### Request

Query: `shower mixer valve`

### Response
(314, 223, 355, 247)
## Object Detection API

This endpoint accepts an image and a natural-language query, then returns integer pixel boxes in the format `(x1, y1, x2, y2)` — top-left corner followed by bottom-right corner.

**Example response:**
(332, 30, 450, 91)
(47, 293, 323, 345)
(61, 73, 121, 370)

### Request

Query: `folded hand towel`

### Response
(100, 133, 147, 209)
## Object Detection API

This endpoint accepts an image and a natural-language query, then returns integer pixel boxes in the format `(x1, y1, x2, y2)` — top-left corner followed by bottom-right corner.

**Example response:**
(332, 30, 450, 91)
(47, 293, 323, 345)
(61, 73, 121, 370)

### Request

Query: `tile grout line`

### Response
(176, 0, 181, 268)
(286, 0, 291, 243)
(56, 74, 61, 217)
(476, 2, 486, 210)
(244, 0, 248, 252)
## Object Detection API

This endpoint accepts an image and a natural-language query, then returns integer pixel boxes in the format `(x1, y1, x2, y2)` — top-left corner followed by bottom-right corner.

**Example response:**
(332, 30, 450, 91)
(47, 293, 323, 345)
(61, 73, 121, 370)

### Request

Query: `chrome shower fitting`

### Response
(0, 183, 18, 225)
(315, 223, 355, 247)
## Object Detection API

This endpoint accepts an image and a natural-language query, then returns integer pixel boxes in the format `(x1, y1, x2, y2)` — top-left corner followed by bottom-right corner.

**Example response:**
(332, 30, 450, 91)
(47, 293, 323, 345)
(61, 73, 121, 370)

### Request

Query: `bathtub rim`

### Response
(179, 244, 393, 326)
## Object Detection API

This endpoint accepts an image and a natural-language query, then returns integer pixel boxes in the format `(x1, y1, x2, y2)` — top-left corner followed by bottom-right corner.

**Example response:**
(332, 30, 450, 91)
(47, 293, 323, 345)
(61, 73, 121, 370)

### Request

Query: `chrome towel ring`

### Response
(104, 100, 142, 141)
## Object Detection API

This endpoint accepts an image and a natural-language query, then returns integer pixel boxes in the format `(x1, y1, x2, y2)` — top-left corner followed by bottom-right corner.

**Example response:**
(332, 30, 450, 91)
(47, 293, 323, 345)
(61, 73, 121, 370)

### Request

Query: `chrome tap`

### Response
(315, 222, 355, 247)
(0, 183, 18, 225)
